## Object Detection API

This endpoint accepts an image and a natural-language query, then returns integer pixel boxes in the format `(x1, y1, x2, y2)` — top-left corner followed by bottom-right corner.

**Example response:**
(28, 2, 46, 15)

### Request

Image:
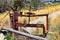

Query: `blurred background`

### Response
(0, 0, 60, 40)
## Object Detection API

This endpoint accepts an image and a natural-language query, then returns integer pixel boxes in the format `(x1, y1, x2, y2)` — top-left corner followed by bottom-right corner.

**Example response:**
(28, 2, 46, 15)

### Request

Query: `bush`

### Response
(4, 33, 14, 40)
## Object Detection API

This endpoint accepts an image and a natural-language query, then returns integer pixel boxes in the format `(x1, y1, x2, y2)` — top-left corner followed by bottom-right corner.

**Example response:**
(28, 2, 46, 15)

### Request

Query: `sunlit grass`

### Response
(0, 5, 60, 27)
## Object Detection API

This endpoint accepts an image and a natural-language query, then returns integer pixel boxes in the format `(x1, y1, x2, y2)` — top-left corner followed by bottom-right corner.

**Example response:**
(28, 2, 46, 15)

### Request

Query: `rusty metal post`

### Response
(13, 11, 18, 30)
(46, 14, 48, 33)
(9, 11, 18, 30)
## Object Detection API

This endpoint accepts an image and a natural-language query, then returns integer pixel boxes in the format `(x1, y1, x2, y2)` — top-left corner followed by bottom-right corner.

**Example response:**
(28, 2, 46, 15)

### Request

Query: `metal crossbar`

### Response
(1, 28, 47, 40)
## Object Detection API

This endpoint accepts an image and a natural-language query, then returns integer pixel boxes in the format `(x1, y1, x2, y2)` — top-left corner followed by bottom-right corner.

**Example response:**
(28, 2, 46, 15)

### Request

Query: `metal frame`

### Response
(9, 11, 48, 37)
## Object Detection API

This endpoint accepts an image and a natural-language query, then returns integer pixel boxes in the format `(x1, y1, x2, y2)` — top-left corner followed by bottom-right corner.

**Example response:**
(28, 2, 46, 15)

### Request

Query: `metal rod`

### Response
(18, 14, 48, 17)
(1, 28, 47, 40)
(28, 15, 30, 24)
(46, 14, 48, 33)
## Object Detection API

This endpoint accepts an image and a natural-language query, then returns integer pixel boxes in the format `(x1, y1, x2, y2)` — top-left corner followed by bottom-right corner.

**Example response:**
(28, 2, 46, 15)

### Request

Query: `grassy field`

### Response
(0, 4, 60, 40)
